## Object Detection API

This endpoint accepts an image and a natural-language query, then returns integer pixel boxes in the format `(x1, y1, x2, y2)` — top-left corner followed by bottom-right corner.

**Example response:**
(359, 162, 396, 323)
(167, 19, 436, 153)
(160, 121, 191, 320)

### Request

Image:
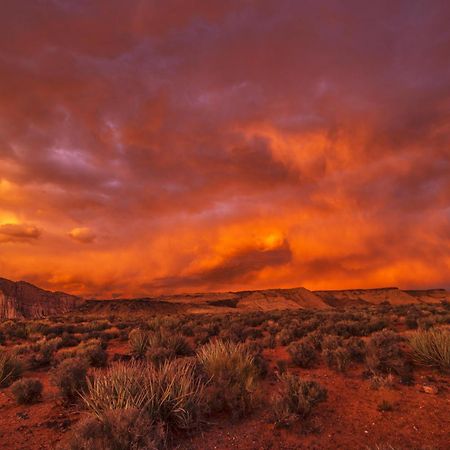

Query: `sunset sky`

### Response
(0, 1, 449, 298)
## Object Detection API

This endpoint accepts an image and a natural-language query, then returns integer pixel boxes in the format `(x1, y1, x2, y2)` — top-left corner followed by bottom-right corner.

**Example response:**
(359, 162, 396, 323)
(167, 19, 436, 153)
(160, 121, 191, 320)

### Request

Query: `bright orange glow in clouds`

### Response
(0, 1, 449, 298)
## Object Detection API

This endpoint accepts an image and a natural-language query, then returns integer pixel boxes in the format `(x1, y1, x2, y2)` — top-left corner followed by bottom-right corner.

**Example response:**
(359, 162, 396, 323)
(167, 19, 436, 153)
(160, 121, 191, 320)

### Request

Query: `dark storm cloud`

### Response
(0, 0, 449, 295)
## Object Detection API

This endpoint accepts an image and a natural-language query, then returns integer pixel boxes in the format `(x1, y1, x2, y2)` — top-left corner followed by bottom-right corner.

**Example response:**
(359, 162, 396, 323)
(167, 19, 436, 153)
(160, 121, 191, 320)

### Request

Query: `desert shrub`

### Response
(197, 340, 258, 418)
(405, 314, 419, 329)
(366, 318, 388, 334)
(147, 347, 175, 366)
(244, 327, 263, 340)
(276, 359, 288, 375)
(0, 351, 23, 387)
(11, 378, 43, 404)
(87, 320, 111, 332)
(63, 409, 163, 450)
(323, 347, 351, 373)
(129, 328, 149, 359)
(60, 332, 80, 348)
(246, 342, 268, 378)
(366, 330, 412, 383)
(409, 328, 450, 372)
(344, 337, 367, 362)
(147, 330, 192, 359)
(333, 320, 365, 338)
(82, 360, 204, 431)
(276, 328, 296, 346)
(321, 335, 342, 351)
(287, 339, 318, 368)
(417, 316, 438, 330)
(0, 321, 28, 340)
(79, 340, 108, 367)
(29, 337, 62, 368)
(52, 357, 88, 403)
(370, 373, 395, 390)
(273, 373, 327, 426)
(377, 400, 394, 412)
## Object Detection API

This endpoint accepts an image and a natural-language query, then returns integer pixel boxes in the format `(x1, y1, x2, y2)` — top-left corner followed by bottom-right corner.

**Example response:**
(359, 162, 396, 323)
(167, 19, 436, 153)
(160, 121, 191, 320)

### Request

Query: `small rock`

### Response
(422, 384, 438, 395)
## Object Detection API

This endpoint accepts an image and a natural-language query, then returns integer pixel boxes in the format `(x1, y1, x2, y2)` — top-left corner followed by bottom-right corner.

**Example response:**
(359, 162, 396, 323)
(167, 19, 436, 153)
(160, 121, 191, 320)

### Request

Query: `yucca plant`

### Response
(409, 328, 450, 372)
(128, 328, 149, 359)
(81, 359, 205, 430)
(145, 359, 205, 429)
(197, 340, 258, 418)
(0, 351, 23, 387)
(82, 361, 147, 416)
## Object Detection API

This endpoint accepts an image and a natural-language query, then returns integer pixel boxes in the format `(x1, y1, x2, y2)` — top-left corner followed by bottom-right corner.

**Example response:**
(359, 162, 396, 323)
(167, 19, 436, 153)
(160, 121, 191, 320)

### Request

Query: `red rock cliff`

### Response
(0, 277, 83, 319)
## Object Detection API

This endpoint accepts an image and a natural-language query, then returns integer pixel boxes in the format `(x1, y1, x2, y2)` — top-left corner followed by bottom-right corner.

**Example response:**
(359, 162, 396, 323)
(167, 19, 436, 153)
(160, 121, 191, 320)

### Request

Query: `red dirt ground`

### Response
(0, 340, 448, 450)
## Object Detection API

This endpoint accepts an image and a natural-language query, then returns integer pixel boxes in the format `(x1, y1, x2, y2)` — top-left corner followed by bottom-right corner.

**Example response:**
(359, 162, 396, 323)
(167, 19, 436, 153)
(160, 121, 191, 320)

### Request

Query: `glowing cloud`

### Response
(0, 1, 448, 296)
(69, 227, 96, 244)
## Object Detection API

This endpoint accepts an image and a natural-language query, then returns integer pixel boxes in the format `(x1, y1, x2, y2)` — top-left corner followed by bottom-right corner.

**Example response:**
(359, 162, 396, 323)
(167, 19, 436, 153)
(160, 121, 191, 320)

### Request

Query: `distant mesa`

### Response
(0, 277, 448, 320)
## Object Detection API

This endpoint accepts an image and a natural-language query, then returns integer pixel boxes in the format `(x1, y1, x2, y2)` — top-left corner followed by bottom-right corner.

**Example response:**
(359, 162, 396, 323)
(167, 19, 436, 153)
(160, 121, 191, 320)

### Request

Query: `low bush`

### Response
(409, 328, 450, 372)
(366, 330, 410, 378)
(287, 339, 318, 368)
(197, 340, 258, 418)
(11, 378, 43, 404)
(63, 409, 163, 450)
(273, 373, 327, 426)
(52, 357, 88, 403)
(323, 347, 351, 373)
(79, 340, 108, 368)
(377, 400, 394, 412)
(344, 337, 366, 362)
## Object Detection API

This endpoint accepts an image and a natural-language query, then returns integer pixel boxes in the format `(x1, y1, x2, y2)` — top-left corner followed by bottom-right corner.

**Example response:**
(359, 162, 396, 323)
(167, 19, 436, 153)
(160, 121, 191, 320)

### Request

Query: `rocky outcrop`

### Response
(314, 287, 450, 307)
(0, 278, 83, 319)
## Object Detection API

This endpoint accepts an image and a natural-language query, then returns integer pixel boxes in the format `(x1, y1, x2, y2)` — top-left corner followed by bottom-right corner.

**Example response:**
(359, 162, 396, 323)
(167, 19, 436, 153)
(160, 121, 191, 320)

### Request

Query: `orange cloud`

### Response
(0, 1, 448, 297)
(68, 227, 96, 244)
(0, 223, 41, 243)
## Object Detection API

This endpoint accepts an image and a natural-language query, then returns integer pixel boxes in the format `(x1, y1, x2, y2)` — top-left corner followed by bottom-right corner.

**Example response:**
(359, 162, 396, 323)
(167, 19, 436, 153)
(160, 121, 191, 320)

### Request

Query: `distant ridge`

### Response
(0, 277, 448, 319)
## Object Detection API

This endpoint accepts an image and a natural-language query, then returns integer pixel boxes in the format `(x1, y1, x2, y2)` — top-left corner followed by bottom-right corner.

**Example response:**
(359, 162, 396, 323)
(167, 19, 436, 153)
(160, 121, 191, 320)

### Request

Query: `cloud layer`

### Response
(0, 0, 449, 297)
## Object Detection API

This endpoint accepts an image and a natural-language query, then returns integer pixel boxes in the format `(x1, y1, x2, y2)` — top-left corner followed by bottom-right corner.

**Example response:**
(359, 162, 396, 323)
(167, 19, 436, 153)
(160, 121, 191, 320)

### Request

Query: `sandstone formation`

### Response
(0, 278, 83, 319)
(314, 287, 450, 307)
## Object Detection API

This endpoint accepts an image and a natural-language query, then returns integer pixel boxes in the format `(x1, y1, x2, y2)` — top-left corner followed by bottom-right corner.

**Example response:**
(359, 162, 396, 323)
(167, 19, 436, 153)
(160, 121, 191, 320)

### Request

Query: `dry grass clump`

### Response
(82, 359, 205, 431)
(146, 330, 192, 365)
(11, 378, 43, 404)
(0, 351, 23, 387)
(197, 340, 258, 418)
(273, 373, 327, 426)
(409, 328, 450, 372)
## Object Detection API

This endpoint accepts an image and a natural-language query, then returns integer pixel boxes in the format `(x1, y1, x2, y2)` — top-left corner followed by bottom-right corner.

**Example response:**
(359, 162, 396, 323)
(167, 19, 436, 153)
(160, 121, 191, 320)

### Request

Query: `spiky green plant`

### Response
(409, 328, 450, 372)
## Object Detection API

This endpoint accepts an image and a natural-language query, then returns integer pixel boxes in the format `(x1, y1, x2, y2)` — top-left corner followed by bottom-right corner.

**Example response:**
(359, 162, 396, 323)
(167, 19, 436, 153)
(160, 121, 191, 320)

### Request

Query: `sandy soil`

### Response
(0, 340, 448, 450)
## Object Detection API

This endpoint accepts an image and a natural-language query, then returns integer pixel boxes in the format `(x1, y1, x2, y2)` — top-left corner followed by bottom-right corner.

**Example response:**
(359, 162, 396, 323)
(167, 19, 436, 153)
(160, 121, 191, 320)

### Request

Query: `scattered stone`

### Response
(422, 384, 438, 395)
(16, 412, 29, 420)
